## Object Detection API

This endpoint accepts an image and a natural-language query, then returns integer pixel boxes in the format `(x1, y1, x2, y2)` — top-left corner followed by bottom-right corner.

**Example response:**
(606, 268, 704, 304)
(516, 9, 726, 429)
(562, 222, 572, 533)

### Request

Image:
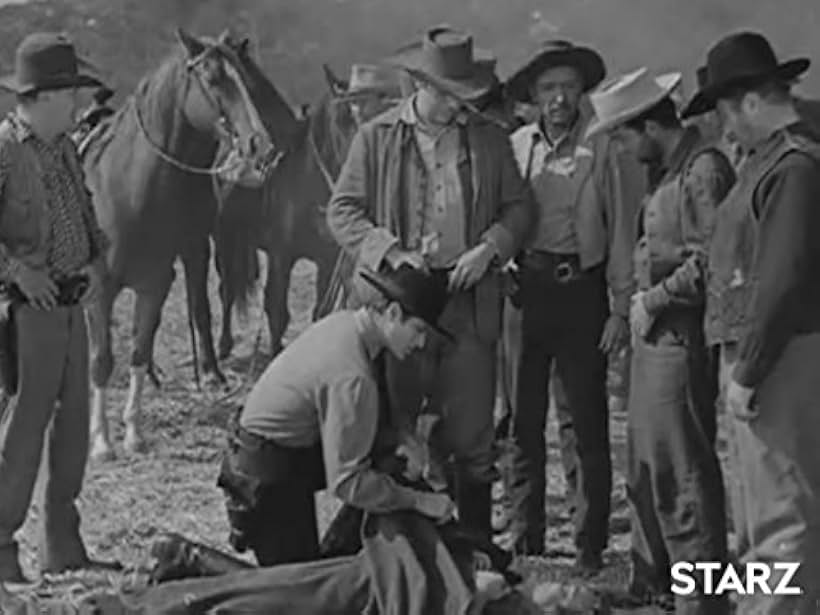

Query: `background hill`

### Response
(0, 0, 817, 113)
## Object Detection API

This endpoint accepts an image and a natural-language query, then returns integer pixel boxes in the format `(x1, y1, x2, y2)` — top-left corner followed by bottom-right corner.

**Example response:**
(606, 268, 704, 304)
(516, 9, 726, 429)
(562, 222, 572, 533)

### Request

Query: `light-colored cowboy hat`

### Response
(0, 32, 102, 94)
(585, 67, 683, 140)
(681, 31, 810, 119)
(505, 40, 606, 102)
(336, 64, 403, 102)
(384, 25, 497, 102)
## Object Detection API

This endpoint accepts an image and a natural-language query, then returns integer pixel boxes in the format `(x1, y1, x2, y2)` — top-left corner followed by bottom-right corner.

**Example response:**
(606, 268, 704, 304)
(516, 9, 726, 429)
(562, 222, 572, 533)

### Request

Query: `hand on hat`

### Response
(384, 245, 427, 271)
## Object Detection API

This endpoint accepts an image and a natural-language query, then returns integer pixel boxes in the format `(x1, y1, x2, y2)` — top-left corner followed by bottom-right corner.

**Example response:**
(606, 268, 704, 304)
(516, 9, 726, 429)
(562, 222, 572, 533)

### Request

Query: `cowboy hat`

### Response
(585, 67, 682, 139)
(336, 64, 403, 102)
(681, 31, 810, 119)
(505, 40, 606, 103)
(358, 265, 453, 341)
(0, 32, 102, 95)
(384, 25, 497, 102)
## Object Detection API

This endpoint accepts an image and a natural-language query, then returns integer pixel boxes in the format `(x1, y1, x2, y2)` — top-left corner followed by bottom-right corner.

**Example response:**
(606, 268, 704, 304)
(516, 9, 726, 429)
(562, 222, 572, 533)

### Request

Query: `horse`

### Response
(81, 29, 277, 461)
(212, 72, 358, 360)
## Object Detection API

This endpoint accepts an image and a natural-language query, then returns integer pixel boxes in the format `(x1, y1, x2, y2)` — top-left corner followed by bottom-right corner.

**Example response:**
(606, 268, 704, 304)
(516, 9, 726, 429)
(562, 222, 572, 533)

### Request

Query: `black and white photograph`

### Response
(0, 0, 818, 613)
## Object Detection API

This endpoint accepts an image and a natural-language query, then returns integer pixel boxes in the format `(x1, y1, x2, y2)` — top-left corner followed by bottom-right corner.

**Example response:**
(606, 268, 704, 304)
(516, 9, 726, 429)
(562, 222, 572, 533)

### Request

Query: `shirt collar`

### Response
(398, 94, 468, 129)
(530, 104, 592, 152)
(354, 308, 384, 362)
(7, 112, 37, 143)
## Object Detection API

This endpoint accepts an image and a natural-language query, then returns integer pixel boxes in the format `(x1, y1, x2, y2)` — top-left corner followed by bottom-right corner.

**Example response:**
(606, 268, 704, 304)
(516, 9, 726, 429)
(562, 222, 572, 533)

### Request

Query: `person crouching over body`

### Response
(217, 264, 458, 566)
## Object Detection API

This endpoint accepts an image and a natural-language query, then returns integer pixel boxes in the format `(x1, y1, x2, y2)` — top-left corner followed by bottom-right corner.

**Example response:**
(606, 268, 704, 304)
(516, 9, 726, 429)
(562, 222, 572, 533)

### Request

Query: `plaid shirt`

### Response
(0, 113, 107, 279)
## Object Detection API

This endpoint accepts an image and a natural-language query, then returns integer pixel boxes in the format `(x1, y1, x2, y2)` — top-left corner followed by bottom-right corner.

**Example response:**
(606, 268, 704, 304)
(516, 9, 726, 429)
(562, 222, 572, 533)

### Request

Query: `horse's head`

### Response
(176, 28, 275, 188)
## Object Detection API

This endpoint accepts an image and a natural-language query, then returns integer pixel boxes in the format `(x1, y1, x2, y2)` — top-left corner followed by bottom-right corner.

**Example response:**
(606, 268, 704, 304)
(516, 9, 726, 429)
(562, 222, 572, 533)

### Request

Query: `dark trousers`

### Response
(385, 290, 496, 539)
(217, 424, 323, 567)
(732, 334, 820, 615)
(500, 298, 577, 501)
(0, 304, 89, 574)
(627, 313, 728, 614)
(512, 260, 612, 556)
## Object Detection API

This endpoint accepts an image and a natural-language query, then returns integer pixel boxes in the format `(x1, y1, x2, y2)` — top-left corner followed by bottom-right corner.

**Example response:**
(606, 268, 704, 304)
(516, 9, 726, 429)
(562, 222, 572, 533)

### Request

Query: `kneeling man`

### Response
(217, 265, 456, 566)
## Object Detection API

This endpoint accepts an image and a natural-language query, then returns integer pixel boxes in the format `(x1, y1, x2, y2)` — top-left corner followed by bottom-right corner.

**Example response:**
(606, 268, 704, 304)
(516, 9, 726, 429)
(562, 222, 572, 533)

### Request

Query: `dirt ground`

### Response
(9, 256, 737, 611)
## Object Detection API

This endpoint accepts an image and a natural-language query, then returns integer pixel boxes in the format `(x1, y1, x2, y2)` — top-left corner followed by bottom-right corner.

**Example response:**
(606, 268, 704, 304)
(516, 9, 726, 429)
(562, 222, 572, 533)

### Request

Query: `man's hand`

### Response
(726, 379, 757, 421)
(13, 265, 57, 311)
(80, 263, 104, 306)
(384, 245, 427, 271)
(415, 492, 457, 524)
(599, 314, 628, 355)
(629, 291, 654, 340)
(448, 242, 495, 292)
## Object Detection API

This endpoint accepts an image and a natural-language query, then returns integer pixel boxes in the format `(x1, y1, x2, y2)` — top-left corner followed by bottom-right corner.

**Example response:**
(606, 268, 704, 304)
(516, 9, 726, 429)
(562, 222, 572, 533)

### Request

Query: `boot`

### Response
(149, 532, 255, 583)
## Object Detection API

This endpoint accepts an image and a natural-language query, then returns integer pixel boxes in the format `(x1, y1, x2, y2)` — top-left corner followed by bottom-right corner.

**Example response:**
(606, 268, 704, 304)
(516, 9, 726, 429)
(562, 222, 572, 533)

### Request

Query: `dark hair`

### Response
(625, 96, 679, 131)
(722, 77, 792, 106)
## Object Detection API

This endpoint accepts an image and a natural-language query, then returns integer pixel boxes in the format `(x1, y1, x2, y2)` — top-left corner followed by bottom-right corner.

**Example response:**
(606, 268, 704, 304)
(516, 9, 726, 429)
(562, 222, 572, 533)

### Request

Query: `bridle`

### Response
(134, 43, 273, 177)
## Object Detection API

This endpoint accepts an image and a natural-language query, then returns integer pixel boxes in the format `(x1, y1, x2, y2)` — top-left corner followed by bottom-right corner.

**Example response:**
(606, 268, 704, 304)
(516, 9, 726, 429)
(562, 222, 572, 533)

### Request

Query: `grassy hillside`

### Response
(0, 0, 817, 113)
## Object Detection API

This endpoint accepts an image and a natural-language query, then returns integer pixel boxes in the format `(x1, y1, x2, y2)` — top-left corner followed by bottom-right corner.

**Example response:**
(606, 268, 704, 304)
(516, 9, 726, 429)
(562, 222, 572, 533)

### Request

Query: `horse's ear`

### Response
(322, 63, 347, 96)
(176, 28, 206, 59)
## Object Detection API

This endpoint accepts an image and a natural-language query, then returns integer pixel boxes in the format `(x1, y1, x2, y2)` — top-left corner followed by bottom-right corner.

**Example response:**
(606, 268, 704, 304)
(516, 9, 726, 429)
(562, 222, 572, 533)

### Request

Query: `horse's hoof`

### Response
(203, 370, 227, 389)
(218, 340, 233, 361)
(124, 431, 148, 455)
(90, 438, 116, 463)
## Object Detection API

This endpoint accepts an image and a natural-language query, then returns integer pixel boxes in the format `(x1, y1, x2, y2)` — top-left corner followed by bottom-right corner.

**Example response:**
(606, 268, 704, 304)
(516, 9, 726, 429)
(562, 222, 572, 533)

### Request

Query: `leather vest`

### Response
(704, 130, 820, 345)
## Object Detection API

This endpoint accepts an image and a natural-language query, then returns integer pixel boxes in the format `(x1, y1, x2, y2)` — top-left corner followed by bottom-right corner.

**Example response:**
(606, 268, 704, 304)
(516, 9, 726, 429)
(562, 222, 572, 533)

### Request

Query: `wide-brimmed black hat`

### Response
(505, 40, 606, 103)
(681, 31, 810, 119)
(0, 32, 102, 95)
(358, 265, 453, 341)
(385, 25, 497, 102)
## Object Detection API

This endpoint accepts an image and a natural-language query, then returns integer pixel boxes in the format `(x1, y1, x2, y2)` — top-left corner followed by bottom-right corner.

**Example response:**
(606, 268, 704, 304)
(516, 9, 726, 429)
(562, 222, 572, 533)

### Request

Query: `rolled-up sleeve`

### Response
(320, 374, 420, 512)
(326, 127, 399, 271)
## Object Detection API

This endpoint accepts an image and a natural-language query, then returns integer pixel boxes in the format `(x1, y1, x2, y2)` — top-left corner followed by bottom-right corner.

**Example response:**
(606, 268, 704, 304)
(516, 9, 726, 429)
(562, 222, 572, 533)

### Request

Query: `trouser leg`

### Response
(40, 305, 90, 572)
(0, 306, 69, 578)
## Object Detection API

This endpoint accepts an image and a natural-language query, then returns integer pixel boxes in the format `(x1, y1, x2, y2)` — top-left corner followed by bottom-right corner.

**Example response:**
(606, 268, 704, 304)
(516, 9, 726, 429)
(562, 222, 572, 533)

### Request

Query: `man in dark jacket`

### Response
(683, 31, 820, 614)
(0, 33, 110, 582)
(327, 25, 534, 541)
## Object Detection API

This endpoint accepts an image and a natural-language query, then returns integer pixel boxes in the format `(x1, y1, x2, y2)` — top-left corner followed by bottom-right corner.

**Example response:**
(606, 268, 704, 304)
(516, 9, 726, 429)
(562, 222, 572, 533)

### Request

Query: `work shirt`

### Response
(512, 116, 591, 253)
(240, 309, 420, 513)
(510, 106, 641, 317)
(0, 113, 107, 281)
(400, 97, 467, 267)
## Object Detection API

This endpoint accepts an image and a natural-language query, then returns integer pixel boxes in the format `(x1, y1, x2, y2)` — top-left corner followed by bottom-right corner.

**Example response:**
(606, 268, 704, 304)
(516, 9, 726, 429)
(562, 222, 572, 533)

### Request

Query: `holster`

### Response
(0, 297, 19, 397)
(217, 407, 326, 553)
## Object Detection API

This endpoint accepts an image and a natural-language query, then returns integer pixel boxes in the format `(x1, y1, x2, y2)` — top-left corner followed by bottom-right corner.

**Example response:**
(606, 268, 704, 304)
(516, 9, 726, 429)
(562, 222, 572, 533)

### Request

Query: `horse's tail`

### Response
(213, 186, 261, 317)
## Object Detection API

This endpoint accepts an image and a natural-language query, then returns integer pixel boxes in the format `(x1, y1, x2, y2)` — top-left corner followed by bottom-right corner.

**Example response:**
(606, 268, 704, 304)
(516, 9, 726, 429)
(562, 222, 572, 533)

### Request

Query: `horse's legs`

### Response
(214, 243, 235, 361)
(181, 239, 225, 386)
(88, 278, 119, 462)
(264, 249, 291, 356)
(124, 270, 174, 454)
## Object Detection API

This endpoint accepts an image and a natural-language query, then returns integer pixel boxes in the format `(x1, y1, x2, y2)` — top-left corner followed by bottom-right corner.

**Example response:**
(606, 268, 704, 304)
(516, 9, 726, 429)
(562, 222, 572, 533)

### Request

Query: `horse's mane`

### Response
(80, 50, 189, 164)
(227, 45, 300, 148)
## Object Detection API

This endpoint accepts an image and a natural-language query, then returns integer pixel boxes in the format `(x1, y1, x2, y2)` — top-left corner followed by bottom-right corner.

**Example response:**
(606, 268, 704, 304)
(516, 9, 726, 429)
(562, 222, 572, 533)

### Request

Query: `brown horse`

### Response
(81, 29, 276, 461)
(212, 74, 358, 360)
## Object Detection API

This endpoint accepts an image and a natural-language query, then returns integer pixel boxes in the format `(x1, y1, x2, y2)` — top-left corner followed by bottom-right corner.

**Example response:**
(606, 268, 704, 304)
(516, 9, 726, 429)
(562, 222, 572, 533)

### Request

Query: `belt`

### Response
(517, 250, 589, 284)
(0, 273, 89, 307)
